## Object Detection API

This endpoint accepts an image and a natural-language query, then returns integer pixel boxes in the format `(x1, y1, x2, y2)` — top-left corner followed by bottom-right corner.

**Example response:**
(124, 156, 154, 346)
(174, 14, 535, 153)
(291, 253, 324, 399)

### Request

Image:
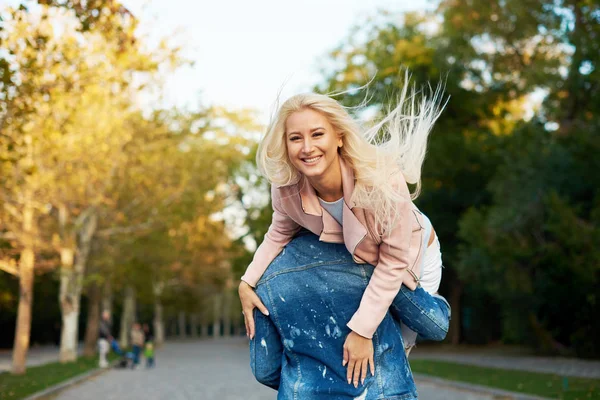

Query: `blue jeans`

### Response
(393, 286, 450, 342)
(132, 345, 141, 366)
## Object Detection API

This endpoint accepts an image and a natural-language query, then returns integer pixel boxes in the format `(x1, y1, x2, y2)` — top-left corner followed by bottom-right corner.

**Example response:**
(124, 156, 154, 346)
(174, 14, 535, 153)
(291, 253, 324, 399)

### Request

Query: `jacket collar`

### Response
(299, 157, 355, 216)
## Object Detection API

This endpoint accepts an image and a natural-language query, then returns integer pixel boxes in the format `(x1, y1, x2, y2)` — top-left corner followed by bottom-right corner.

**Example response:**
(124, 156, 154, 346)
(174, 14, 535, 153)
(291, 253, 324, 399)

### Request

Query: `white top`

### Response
(318, 197, 344, 226)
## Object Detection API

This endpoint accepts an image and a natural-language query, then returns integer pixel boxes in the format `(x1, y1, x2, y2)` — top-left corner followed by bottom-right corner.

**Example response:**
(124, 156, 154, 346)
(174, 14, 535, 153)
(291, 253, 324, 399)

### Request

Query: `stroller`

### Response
(111, 339, 134, 369)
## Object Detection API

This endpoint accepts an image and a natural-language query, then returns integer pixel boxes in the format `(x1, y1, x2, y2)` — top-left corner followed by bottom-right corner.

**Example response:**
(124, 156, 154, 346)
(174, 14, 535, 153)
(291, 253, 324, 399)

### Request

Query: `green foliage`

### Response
(459, 125, 600, 355)
(0, 353, 119, 400)
(316, 1, 599, 356)
(410, 359, 600, 399)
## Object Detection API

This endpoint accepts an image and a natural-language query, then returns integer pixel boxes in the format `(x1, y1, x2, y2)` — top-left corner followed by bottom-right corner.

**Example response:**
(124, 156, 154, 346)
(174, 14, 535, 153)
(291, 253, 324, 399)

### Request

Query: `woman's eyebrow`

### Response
(287, 127, 326, 136)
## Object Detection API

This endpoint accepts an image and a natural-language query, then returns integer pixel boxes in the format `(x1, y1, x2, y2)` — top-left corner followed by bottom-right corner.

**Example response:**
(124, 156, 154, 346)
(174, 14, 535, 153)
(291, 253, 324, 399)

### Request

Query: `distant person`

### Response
(130, 323, 145, 369)
(143, 323, 155, 368)
(98, 310, 113, 368)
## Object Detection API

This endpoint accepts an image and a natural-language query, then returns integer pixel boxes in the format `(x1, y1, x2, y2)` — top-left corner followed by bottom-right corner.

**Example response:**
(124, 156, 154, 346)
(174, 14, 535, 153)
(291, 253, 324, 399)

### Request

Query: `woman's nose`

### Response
(302, 138, 313, 153)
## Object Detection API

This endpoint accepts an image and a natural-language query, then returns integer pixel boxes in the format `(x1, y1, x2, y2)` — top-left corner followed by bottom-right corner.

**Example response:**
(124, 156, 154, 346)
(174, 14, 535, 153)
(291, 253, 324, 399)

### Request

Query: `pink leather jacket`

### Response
(241, 157, 426, 339)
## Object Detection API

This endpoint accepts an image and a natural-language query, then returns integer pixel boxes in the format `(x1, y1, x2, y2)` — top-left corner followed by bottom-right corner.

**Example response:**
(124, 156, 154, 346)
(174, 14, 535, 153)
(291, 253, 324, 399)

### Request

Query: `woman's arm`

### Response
(240, 185, 301, 287)
(347, 178, 418, 339)
(240, 185, 301, 338)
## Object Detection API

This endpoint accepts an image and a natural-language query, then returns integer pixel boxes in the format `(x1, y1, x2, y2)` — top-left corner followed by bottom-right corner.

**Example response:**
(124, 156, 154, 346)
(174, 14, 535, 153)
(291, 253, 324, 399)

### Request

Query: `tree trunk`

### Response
(152, 281, 165, 347)
(201, 322, 209, 338)
(83, 282, 100, 357)
(119, 286, 136, 348)
(189, 313, 199, 338)
(178, 311, 187, 339)
(449, 280, 463, 345)
(153, 298, 165, 347)
(59, 209, 97, 363)
(11, 245, 35, 375)
(10, 138, 37, 375)
(222, 290, 232, 337)
(200, 297, 210, 338)
(233, 307, 242, 337)
(213, 293, 222, 339)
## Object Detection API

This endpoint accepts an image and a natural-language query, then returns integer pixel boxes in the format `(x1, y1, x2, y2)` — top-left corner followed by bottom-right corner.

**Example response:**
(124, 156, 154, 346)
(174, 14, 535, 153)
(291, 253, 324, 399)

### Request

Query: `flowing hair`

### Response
(256, 73, 447, 235)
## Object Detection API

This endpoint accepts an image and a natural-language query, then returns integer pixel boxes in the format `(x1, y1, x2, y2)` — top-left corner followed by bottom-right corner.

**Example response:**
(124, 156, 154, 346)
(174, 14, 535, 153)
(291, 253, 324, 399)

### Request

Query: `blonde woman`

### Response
(239, 81, 450, 388)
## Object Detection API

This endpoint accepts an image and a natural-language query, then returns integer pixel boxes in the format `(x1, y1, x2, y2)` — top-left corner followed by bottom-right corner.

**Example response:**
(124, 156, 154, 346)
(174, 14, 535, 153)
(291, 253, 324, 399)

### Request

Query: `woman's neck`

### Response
(306, 159, 343, 202)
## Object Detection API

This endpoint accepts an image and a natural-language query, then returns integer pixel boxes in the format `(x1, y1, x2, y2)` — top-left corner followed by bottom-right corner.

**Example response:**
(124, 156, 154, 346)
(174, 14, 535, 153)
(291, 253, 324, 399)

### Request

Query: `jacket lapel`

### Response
(296, 157, 368, 251)
(340, 159, 368, 255)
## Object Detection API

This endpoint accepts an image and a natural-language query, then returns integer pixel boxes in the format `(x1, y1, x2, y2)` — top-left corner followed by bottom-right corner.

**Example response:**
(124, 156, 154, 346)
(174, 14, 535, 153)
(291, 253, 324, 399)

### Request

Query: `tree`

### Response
(0, 0, 177, 369)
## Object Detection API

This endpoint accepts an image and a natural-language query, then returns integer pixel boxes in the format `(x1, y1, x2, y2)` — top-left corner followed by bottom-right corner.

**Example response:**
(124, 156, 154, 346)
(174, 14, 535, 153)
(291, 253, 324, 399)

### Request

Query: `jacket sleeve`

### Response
(346, 176, 420, 339)
(240, 185, 301, 287)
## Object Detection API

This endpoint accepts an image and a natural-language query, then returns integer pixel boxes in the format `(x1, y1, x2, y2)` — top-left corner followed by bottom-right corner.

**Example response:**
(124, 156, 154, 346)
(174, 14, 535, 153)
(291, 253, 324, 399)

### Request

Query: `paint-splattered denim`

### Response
(250, 231, 418, 400)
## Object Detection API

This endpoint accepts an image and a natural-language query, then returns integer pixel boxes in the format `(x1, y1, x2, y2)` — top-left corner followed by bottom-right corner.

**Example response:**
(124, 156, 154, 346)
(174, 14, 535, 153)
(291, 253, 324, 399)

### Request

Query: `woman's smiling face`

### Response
(285, 108, 343, 180)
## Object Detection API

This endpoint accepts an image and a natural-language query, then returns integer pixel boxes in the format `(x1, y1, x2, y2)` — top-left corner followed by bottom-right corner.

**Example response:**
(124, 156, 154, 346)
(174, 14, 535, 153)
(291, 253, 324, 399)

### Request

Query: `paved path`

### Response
(51, 339, 494, 400)
(411, 347, 600, 379)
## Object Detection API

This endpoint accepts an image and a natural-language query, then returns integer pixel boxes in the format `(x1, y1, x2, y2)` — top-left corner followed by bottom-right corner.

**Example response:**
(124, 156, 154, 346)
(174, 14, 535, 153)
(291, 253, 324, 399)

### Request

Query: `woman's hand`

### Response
(343, 331, 375, 387)
(238, 280, 269, 339)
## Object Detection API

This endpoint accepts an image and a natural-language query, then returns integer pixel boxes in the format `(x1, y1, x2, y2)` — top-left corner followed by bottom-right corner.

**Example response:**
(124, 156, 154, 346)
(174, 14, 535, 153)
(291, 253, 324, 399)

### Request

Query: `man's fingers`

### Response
(361, 359, 368, 384)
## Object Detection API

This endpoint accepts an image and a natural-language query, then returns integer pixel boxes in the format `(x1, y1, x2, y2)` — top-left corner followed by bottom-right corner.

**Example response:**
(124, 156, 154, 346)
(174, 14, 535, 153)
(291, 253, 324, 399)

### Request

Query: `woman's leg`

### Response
(391, 214, 451, 346)
(392, 285, 450, 342)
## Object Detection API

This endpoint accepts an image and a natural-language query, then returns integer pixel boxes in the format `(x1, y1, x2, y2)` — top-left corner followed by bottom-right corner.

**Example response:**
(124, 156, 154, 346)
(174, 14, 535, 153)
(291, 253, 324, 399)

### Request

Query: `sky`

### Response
(122, 0, 430, 119)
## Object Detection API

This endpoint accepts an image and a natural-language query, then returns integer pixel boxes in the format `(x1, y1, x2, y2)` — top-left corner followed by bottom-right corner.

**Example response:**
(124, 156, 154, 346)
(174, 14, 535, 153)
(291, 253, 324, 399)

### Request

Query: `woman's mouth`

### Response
(301, 155, 322, 165)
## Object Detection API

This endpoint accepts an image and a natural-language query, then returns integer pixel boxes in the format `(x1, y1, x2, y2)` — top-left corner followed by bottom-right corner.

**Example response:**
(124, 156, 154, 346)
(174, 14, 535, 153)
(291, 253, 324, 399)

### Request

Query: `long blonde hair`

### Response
(256, 77, 446, 234)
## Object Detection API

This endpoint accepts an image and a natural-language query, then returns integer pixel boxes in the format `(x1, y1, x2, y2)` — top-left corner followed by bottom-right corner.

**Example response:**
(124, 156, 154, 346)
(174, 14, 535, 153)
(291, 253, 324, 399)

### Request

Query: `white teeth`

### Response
(303, 156, 321, 163)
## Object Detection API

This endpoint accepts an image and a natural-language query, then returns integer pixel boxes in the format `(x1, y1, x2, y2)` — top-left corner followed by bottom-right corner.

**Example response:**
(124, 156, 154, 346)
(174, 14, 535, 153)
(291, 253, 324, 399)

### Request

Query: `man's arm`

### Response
(250, 307, 283, 390)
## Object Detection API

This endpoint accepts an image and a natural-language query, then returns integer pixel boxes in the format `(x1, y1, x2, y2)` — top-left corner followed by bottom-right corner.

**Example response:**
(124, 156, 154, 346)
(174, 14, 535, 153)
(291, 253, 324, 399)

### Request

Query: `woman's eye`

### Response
(290, 136, 301, 141)
(313, 132, 324, 137)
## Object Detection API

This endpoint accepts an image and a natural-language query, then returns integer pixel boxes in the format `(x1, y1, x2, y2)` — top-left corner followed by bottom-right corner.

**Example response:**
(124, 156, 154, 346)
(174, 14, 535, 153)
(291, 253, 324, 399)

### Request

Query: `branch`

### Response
(0, 258, 19, 276)
(95, 220, 154, 238)
(0, 232, 17, 240)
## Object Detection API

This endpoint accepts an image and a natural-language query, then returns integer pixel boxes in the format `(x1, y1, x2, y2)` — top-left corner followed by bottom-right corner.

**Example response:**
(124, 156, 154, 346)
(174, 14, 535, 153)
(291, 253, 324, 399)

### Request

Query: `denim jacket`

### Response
(250, 231, 418, 400)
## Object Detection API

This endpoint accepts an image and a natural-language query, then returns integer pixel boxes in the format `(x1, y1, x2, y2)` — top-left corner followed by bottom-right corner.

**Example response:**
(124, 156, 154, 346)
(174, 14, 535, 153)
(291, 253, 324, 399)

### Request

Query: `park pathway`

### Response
(51, 338, 494, 400)
(411, 347, 600, 379)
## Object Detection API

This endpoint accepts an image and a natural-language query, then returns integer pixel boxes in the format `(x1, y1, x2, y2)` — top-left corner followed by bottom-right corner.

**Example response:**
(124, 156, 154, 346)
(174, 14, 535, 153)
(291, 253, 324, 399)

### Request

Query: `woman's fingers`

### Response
(343, 346, 349, 367)
(346, 359, 355, 384)
(352, 360, 362, 387)
(242, 311, 250, 338)
(360, 359, 368, 384)
(369, 353, 375, 376)
(245, 309, 256, 339)
(253, 296, 269, 316)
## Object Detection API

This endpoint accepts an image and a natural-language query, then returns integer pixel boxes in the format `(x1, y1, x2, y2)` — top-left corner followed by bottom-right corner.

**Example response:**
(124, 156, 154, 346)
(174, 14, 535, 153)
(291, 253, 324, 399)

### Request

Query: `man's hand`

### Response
(238, 280, 269, 339)
(343, 331, 375, 387)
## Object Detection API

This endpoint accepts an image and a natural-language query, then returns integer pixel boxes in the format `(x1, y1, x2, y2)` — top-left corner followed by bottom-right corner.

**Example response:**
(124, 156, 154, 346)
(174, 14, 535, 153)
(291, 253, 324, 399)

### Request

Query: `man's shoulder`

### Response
(257, 233, 355, 284)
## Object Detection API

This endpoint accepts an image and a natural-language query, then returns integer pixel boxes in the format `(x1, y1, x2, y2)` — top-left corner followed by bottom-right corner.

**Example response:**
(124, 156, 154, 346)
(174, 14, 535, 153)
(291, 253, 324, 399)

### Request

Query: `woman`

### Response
(239, 79, 449, 387)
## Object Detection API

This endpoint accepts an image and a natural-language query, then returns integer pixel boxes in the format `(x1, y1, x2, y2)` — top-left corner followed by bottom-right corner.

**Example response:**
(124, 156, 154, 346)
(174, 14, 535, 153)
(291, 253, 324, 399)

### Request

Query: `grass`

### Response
(410, 359, 600, 400)
(0, 353, 118, 400)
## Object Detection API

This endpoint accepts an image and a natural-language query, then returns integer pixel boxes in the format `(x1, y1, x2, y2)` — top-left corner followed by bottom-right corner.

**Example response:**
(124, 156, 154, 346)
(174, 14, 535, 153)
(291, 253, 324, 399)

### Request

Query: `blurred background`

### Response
(0, 0, 599, 399)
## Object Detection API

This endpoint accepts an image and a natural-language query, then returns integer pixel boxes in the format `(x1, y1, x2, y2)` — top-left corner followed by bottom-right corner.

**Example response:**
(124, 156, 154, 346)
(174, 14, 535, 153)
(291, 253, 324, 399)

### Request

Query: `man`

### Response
(249, 231, 449, 399)
(98, 310, 112, 368)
